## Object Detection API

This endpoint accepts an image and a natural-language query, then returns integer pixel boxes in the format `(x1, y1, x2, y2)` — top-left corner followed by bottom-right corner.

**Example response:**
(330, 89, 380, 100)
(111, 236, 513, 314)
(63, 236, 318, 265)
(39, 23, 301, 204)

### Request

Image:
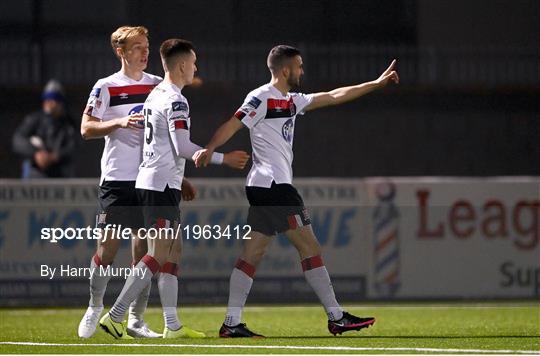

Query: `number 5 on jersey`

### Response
(143, 108, 153, 144)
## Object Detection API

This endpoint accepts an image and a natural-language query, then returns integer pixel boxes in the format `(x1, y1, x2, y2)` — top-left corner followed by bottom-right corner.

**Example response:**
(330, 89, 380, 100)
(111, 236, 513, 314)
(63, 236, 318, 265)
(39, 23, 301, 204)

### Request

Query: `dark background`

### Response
(1, 0, 539, 178)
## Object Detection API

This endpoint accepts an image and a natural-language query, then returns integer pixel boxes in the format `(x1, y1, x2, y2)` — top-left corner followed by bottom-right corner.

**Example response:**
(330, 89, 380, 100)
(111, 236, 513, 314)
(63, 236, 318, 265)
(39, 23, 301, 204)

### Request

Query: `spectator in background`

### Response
(12, 79, 77, 178)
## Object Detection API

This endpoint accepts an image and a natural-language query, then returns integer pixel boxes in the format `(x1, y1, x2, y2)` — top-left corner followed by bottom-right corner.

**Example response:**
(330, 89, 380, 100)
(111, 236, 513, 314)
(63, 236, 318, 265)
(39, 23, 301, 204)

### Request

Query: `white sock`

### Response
(158, 263, 181, 331)
(224, 259, 255, 326)
(302, 255, 343, 321)
(128, 279, 151, 324)
(109, 255, 159, 323)
(88, 254, 112, 307)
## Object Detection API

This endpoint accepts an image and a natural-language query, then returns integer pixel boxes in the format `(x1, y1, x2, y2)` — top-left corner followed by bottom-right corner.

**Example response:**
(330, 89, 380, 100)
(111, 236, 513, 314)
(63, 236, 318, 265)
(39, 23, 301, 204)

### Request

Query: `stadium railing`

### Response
(1, 40, 539, 88)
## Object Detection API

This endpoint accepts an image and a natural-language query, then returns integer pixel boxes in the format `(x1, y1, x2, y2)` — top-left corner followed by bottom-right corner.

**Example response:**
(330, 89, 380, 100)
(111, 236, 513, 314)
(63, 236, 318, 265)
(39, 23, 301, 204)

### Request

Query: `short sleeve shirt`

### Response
(234, 83, 313, 187)
(135, 81, 189, 192)
(85, 71, 162, 185)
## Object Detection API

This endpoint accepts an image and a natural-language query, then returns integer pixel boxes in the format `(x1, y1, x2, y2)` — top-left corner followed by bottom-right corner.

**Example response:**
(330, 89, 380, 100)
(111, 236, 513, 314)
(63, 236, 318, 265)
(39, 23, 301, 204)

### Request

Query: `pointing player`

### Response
(194, 45, 399, 337)
(78, 26, 162, 339)
(98, 38, 249, 339)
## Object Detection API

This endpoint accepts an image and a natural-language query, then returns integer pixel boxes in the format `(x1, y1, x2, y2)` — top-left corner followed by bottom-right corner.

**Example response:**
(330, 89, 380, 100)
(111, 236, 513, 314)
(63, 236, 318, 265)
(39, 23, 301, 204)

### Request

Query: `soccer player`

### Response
(78, 26, 162, 339)
(194, 45, 399, 337)
(98, 38, 250, 339)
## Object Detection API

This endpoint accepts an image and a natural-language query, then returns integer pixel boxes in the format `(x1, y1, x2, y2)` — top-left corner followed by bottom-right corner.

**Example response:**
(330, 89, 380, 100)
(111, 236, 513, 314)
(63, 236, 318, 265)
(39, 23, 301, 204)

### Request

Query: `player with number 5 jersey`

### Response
(98, 38, 249, 340)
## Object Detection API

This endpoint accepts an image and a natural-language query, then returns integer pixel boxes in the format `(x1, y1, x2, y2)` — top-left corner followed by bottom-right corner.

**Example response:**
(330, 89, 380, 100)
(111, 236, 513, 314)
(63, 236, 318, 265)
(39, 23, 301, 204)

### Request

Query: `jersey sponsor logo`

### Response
(172, 101, 188, 112)
(282, 118, 294, 143)
(247, 96, 262, 109)
(90, 88, 101, 98)
(86, 89, 102, 115)
(108, 84, 157, 107)
(268, 98, 293, 110)
(266, 98, 296, 119)
(129, 105, 144, 115)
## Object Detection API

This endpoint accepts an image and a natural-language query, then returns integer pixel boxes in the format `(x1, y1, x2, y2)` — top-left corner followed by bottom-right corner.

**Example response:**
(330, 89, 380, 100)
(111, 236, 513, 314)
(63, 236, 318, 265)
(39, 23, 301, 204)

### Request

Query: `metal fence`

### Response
(1, 38, 539, 88)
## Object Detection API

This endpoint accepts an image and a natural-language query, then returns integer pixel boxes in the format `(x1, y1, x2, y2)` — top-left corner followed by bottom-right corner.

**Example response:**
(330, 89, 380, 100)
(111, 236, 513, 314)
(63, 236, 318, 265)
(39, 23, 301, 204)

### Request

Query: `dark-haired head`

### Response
(159, 38, 197, 86)
(267, 45, 304, 88)
(267, 45, 301, 73)
(160, 38, 195, 72)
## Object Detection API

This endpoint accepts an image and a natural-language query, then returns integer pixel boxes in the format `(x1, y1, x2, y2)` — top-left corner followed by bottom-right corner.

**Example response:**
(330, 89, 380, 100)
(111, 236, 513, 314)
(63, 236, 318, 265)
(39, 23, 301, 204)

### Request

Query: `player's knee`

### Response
(252, 250, 266, 265)
(306, 241, 322, 258)
(294, 227, 321, 257)
(296, 244, 321, 260)
(152, 239, 174, 265)
(243, 246, 267, 266)
(98, 249, 115, 265)
(132, 248, 146, 262)
(168, 244, 182, 261)
(150, 252, 167, 267)
(132, 242, 148, 261)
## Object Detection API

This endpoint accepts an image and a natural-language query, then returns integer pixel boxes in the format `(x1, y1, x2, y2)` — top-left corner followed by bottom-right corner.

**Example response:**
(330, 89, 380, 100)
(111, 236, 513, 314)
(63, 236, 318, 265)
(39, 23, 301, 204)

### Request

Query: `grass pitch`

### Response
(0, 303, 539, 354)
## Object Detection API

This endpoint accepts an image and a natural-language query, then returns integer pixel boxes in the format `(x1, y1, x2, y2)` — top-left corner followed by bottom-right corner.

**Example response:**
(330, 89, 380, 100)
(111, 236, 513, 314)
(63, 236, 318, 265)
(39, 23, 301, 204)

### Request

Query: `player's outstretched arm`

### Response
(304, 59, 399, 112)
(170, 128, 220, 163)
(80, 113, 143, 140)
(171, 126, 249, 170)
(193, 116, 244, 168)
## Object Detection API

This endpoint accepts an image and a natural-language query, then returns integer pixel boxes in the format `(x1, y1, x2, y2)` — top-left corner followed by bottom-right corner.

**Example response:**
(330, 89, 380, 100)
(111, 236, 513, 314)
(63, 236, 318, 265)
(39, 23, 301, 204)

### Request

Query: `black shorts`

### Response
(96, 180, 143, 229)
(246, 181, 311, 236)
(137, 185, 181, 229)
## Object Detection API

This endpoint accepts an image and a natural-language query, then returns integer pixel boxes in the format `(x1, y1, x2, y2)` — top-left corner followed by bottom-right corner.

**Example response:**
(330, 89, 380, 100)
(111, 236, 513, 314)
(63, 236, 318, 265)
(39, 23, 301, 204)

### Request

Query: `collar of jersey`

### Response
(117, 70, 147, 83)
(268, 83, 289, 98)
(161, 80, 182, 94)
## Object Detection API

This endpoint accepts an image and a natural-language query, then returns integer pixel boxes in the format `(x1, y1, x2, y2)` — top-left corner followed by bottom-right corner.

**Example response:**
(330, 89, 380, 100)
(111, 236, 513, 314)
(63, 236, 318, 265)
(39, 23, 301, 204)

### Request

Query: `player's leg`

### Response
(128, 229, 150, 324)
(151, 186, 205, 338)
(100, 189, 170, 339)
(79, 182, 127, 338)
(221, 183, 289, 338)
(91, 229, 122, 306)
(86, 182, 132, 312)
(274, 183, 344, 320)
(100, 230, 159, 340)
(78, 227, 121, 338)
(127, 184, 160, 338)
(285, 225, 343, 320)
(102, 226, 170, 332)
(101, 187, 205, 339)
(159, 230, 205, 338)
(219, 231, 271, 338)
(159, 228, 182, 334)
(285, 214, 375, 335)
(127, 228, 161, 338)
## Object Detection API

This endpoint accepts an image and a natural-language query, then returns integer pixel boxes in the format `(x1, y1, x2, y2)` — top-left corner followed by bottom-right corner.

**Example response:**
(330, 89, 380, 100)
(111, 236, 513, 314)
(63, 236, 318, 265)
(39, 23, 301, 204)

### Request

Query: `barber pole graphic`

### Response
(372, 181, 400, 297)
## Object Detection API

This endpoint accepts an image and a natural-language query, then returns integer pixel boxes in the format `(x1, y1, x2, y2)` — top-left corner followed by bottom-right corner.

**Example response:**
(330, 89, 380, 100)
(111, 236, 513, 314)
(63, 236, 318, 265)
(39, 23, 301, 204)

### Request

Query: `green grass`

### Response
(1, 303, 539, 354)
